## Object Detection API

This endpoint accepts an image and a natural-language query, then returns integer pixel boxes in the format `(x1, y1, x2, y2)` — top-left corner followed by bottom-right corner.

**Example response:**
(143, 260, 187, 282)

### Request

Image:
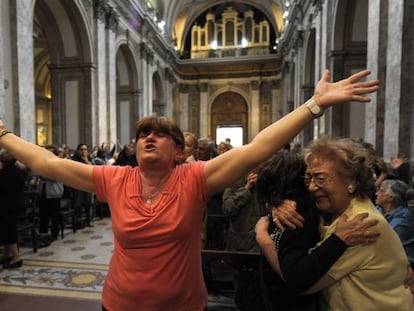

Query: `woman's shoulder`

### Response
(175, 161, 205, 175)
(93, 163, 136, 180)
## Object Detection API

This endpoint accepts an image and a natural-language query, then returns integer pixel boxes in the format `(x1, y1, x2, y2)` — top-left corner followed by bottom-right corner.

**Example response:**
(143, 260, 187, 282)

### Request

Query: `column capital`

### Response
(105, 7, 119, 32)
(199, 82, 208, 92)
(179, 83, 189, 93)
(251, 80, 260, 90)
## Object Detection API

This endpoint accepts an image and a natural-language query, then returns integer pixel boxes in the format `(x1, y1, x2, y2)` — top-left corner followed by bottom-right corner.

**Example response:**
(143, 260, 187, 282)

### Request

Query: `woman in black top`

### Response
(0, 151, 28, 268)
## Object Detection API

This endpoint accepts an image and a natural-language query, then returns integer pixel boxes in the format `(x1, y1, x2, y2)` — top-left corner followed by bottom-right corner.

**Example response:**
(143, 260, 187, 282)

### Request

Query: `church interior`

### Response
(0, 0, 413, 310)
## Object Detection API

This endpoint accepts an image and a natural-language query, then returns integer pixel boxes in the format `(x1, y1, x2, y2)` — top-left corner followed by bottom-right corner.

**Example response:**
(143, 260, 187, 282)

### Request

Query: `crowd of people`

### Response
(0, 140, 136, 267)
(1, 69, 414, 310)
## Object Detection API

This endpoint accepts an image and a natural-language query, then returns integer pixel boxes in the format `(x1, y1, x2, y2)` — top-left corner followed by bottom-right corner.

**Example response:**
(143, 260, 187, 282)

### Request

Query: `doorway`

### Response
(216, 126, 243, 147)
(211, 92, 248, 144)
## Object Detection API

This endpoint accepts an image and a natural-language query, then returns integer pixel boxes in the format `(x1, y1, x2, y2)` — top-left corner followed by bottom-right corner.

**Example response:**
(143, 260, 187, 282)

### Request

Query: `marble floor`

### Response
(0, 219, 112, 311)
(0, 218, 237, 310)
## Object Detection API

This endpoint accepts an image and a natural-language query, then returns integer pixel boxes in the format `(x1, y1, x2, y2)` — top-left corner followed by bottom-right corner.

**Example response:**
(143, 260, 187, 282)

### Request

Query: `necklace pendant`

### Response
(146, 198, 152, 204)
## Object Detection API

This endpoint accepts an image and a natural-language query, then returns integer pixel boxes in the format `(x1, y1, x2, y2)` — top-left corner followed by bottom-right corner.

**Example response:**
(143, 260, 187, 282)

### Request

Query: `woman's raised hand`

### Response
(313, 69, 380, 108)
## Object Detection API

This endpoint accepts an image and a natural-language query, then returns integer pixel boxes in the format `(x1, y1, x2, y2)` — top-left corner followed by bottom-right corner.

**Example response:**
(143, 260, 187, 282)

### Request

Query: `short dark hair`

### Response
(97, 148, 107, 159)
(0, 150, 16, 167)
(45, 144, 59, 156)
(135, 116, 184, 150)
(256, 151, 309, 211)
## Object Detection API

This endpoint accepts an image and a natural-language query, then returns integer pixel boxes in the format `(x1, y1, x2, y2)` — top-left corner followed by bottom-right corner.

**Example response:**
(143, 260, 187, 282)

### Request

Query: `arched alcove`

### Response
(33, 0, 92, 148)
(210, 92, 248, 145)
(116, 43, 139, 144)
(152, 72, 165, 116)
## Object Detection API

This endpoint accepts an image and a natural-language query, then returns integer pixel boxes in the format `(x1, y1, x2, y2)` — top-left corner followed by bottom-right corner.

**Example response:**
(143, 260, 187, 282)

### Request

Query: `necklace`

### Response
(140, 170, 172, 205)
(143, 190, 161, 205)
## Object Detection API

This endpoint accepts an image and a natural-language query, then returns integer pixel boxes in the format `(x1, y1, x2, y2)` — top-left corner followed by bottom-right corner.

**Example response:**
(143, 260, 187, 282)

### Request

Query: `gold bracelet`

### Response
(0, 129, 11, 138)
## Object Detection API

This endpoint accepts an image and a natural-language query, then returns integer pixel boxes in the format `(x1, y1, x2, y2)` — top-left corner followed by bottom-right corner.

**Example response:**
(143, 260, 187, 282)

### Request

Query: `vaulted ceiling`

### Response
(148, 0, 287, 53)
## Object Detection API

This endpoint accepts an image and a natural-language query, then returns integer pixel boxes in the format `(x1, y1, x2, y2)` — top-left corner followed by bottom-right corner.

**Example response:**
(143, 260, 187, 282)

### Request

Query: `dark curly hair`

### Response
(256, 151, 309, 213)
(0, 150, 16, 168)
(135, 116, 184, 150)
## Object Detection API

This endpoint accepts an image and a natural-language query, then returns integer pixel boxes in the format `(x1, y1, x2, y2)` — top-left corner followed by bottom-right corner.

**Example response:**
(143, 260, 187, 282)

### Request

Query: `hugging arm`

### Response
(276, 211, 347, 293)
(256, 210, 379, 293)
(256, 210, 347, 292)
(256, 216, 283, 276)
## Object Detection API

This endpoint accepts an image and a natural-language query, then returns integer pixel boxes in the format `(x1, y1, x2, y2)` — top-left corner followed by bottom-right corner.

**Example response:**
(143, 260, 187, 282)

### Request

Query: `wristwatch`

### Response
(304, 97, 324, 118)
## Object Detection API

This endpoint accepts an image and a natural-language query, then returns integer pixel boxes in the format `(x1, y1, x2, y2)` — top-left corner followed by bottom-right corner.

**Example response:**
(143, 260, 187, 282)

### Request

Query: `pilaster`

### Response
(10, 0, 35, 141)
(250, 80, 260, 139)
(383, 0, 404, 159)
(199, 82, 209, 138)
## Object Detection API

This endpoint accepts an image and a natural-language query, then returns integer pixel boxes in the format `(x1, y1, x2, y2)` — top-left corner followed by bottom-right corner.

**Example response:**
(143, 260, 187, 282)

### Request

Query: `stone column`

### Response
(366, 0, 381, 146)
(250, 80, 260, 140)
(199, 82, 209, 138)
(271, 80, 281, 122)
(147, 51, 155, 116)
(139, 42, 149, 117)
(164, 66, 175, 118)
(318, 1, 330, 138)
(0, 0, 5, 119)
(383, 0, 404, 159)
(401, 1, 414, 161)
(178, 83, 189, 131)
(10, 0, 35, 141)
(329, 54, 345, 138)
(105, 7, 118, 146)
(94, 0, 108, 146)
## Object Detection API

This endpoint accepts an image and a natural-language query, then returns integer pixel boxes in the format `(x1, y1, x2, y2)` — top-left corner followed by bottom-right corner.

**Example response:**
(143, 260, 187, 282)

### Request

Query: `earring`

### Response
(348, 184, 355, 194)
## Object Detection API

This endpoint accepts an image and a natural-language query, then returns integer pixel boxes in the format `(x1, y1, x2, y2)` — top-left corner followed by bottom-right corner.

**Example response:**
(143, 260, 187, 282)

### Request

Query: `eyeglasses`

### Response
(304, 173, 336, 188)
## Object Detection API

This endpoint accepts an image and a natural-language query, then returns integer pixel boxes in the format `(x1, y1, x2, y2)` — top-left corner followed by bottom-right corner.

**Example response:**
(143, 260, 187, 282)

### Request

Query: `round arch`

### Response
(152, 71, 165, 116)
(210, 92, 248, 145)
(331, 0, 369, 139)
(178, 2, 279, 57)
(116, 43, 140, 144)
(33, 0, 93, 147)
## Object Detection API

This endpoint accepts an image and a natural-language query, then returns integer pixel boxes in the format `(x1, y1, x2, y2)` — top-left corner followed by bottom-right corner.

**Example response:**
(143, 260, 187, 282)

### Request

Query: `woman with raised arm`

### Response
(0, 70, 379, 311)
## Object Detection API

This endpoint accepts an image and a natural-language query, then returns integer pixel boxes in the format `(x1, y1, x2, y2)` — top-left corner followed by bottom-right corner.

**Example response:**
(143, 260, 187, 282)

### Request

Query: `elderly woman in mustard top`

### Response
(303, 137, 412, 310)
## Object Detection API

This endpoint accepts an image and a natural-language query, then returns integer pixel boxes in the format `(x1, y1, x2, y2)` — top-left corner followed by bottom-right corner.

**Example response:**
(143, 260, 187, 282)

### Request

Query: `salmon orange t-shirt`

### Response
(93, 162, 208, 311)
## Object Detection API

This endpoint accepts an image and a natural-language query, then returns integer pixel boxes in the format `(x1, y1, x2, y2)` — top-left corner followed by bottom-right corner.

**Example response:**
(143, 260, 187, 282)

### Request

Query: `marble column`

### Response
(0, 0, 5, 120)
(383, 0, 404, 159)
(401, 1, 414, 162)
(94, 5, 108, 147)
(164, 67, 175, 118)
(106, 13, 118, 146)
(366, 0, 381, 146)
(318, 1, 330, 138)
(178, 83, 189, 131)
(199, 82, 209, 138)
(250, 80, 260, 140)
(10, 0, 35, 141)
(146, 51, 154, 116)
(139, 43, 149, 117)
